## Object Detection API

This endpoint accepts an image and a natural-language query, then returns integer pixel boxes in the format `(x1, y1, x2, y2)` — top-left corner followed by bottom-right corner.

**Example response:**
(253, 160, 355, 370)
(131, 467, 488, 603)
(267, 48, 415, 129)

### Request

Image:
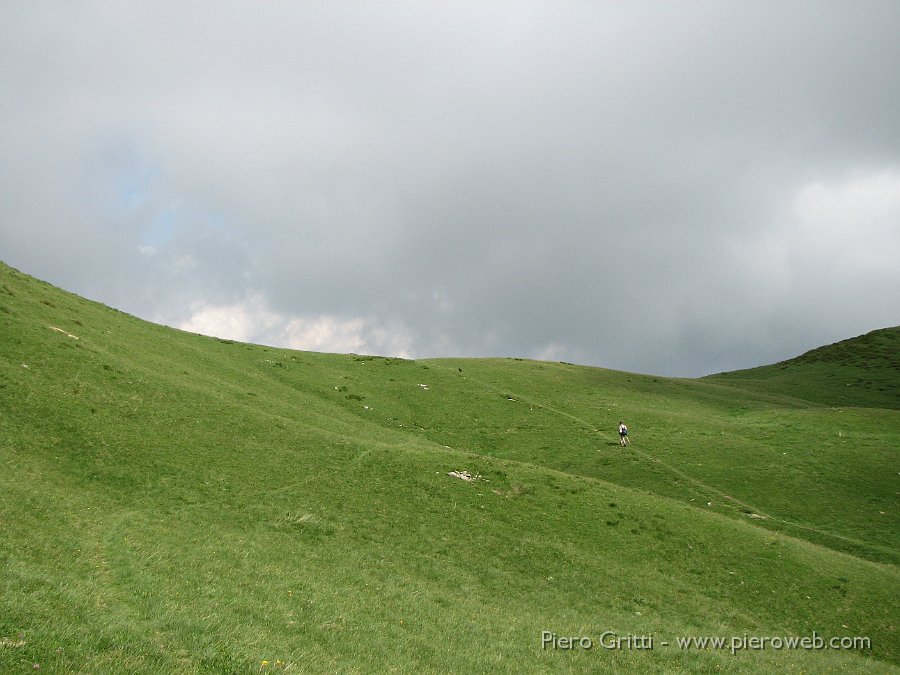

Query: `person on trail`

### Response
(618, 421, 629, 446)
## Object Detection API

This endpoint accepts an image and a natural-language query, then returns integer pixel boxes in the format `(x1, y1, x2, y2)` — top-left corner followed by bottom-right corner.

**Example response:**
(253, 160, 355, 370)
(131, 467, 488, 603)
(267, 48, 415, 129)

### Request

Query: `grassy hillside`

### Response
(706, 327, 899, 409)
(1, 261, 897, 673)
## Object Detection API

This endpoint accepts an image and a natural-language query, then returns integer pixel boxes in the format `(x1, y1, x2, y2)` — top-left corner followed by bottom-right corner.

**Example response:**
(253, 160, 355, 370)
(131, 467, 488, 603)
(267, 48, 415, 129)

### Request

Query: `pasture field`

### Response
(1, 262, 897, 673)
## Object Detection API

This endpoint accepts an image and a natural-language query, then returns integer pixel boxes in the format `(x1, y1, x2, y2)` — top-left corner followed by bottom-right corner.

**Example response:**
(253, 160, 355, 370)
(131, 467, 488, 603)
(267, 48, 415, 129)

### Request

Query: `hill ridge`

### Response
(706, 326, 899, 409)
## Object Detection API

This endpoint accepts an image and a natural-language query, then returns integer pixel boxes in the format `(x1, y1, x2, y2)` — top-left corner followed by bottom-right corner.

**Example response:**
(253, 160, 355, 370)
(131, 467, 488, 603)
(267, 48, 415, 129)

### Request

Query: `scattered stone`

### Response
(447, 470, 479, 482)
(748, 513, 766, 519)
(49, 326, 79, 340)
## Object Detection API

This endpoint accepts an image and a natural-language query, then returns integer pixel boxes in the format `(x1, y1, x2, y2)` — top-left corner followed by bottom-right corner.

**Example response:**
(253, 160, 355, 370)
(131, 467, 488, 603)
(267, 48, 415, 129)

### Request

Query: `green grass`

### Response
(1, 261, 897, 673)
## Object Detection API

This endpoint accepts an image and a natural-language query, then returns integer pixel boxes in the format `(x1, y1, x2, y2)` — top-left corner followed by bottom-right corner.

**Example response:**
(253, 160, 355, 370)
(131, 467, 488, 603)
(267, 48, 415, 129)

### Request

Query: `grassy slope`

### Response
(0, 262, 897, 673)
(706, 327, 899, 410)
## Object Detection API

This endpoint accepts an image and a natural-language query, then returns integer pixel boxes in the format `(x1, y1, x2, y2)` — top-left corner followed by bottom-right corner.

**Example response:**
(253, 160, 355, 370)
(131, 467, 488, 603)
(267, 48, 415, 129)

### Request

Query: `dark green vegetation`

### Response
(1, 261, 897, 673)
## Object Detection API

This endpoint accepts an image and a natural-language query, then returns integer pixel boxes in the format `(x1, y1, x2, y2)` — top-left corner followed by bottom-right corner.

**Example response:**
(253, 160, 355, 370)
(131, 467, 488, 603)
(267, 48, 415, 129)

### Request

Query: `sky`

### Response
(1, 1, 898, 377)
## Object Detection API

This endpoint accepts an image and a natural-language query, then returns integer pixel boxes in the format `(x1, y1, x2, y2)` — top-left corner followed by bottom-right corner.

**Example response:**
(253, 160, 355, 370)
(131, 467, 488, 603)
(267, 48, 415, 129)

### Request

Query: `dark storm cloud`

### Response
(1, 1, 898, 375)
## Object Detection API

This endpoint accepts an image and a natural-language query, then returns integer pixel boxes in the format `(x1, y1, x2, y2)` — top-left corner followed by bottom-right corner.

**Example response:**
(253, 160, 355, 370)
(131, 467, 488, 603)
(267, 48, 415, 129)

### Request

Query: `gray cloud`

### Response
(2, 1, 899, 376)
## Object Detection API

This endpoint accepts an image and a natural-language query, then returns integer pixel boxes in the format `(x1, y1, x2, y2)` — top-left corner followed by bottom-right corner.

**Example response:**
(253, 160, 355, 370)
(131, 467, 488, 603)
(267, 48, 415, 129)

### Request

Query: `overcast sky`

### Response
(2, 1, 898, 376)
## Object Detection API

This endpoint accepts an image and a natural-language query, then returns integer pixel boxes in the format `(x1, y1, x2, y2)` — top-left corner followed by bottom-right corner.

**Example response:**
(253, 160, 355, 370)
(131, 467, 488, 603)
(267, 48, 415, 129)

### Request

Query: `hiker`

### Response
(618, 421, 629, 446)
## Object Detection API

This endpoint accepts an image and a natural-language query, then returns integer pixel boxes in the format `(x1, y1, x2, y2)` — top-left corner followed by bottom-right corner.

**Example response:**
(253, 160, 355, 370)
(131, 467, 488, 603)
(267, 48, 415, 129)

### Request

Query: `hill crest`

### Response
(706, 327, 899, 409)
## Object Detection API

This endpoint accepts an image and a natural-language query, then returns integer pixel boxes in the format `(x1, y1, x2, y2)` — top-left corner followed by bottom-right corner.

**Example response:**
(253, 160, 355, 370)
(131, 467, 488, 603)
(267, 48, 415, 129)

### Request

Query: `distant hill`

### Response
(706, 327, 899, 409)
(1, 261, 897, 673)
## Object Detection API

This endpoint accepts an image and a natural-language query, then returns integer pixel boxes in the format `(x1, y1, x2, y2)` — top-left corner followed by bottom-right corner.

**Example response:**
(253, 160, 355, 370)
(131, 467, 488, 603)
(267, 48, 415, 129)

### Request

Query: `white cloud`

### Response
(174, 294, 415, 358)
(177, 294, 281, 344)
(281, 316, 415, 358)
